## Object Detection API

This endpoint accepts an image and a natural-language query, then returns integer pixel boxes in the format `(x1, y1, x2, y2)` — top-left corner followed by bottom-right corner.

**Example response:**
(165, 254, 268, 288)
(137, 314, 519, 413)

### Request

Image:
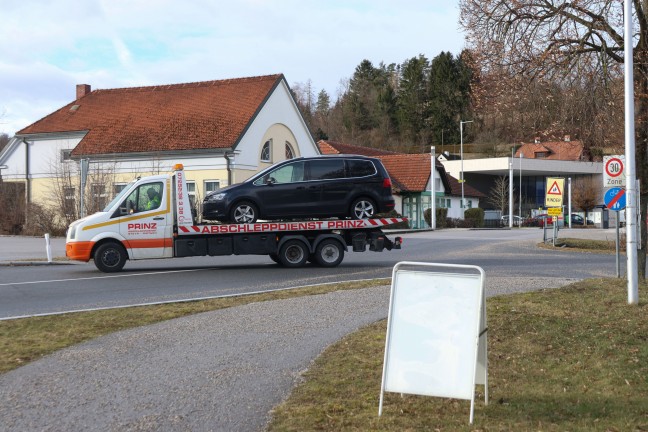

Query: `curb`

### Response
(0, 261, 75, 267)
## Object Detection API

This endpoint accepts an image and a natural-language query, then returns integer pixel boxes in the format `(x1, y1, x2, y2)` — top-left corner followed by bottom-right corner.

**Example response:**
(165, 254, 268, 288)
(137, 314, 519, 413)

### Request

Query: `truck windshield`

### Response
(102, 180, 136, 212)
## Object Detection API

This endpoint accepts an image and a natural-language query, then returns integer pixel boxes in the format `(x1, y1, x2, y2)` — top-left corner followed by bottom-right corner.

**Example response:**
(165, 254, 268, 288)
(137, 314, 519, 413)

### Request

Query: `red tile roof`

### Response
(445, 174, 485, 198)
(377, 154, 433, 192)
(317, 140, 453, 194)
(17, 74, 284, 156)
(514, 140, 584, 161)
(317, 140, 399, 156)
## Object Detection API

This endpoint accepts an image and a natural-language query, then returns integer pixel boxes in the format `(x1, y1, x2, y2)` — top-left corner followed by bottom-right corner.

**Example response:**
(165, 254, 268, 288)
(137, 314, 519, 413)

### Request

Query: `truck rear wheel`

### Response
(314, 239, 344, 267)
(278, 240, 309, 268)
(94, 242, 127, 273)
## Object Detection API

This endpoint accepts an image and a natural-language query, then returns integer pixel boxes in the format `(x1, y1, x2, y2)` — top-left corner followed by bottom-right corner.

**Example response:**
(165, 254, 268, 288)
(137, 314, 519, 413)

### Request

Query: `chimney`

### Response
(534, 137, 541, 144)
(76, 84, 91, 100)
(564, 135, 571, 142)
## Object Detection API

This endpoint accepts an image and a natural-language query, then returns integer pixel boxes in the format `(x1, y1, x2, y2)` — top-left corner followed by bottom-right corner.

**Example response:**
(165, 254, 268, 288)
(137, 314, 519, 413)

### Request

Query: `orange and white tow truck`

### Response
(66, 164, 405, 272)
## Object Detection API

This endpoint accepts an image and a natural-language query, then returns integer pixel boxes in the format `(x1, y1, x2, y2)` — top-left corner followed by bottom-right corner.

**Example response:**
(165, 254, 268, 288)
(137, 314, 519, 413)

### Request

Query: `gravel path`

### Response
(0, 276, 581, 431)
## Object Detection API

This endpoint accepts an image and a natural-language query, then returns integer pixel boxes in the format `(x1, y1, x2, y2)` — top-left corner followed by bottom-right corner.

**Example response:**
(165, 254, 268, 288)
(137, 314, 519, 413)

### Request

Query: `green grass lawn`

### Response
(268, 278, 648, 431)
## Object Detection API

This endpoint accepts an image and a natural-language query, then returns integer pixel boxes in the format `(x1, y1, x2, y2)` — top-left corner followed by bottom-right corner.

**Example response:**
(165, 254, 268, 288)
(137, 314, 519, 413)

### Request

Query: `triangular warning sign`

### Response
(547, 181, 562, 195)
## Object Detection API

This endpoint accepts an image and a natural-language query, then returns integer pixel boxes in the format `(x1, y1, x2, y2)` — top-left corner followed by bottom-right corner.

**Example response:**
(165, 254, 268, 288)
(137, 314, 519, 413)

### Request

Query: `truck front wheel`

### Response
(314, 239, 344, 267)
(94, 242, 127, 273)
(278, 240, 309, 268)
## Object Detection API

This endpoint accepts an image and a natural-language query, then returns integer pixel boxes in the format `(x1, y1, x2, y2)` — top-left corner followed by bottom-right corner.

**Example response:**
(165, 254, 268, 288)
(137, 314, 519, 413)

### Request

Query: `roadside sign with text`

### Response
(545, 177, 565, 207)
(603, 155, 626, 187)
(547, 207, 562, 216)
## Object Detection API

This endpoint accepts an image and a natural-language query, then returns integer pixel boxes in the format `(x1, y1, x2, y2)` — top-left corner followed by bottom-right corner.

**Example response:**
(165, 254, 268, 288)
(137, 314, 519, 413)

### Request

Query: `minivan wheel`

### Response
(314, 239, 344, 267)
(94, 242, 127, 273)
(230, 201, 258, 224)
(278, 240, 309, 267)
(350, 198, 376, 219)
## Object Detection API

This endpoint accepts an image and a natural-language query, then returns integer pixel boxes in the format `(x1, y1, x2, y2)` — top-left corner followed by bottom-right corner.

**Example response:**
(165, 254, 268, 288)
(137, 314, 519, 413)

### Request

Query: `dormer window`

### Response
(261, 140, 271, 162)
(535, 151, 547, 158)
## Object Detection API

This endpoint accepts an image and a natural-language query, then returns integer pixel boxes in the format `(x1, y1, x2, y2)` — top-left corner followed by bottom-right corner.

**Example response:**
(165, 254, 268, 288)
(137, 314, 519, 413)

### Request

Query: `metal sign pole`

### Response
(624, 0, 639, 304)
(616, 212, 621, 278)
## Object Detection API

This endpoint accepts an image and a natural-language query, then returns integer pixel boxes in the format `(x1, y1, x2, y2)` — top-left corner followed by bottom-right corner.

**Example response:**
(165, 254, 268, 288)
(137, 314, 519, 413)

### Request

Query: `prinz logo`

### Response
(128, 223, 157, 230)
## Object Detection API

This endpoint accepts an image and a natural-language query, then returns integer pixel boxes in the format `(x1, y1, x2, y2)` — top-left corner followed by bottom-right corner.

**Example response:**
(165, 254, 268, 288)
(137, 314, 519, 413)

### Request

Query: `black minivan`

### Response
(202, 155, 396, 223)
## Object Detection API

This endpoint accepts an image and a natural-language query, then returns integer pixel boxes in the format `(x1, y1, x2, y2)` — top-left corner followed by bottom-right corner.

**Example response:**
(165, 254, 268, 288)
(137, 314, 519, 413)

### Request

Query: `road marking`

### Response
(0, 268, 207, 287)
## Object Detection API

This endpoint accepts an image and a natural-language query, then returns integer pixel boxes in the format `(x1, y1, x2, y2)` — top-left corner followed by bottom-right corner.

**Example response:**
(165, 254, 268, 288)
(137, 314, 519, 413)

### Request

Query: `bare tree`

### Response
(48, 157, 79, 226)
(486, 176, 516, 214)
(572, 177, 603, 223)
(47, 156, 118, 225)
(0, 133, 9, 152)
(460, 0, 648, 277)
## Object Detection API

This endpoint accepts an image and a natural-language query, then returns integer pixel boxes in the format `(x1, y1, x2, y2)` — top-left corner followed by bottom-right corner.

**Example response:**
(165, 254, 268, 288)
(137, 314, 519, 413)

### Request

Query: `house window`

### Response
(91, 183, 107, 211)
(285, 142, 295, 159)
(204, 180, 220, 194)
(436, 197, 451, 208)
(186, 181, 196, 208)
(63, 186, 76, 217)
(60, 149, 73, 163)
(113, 183, 127, 196)
(535, 152, 547, 158)
(466, 200, 473, 209)
(261, 140, 271, 162)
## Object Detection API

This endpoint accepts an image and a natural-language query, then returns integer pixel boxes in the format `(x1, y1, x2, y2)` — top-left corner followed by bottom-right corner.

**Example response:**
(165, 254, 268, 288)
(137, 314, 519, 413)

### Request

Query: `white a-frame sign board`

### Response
(379, 262, 488, 424)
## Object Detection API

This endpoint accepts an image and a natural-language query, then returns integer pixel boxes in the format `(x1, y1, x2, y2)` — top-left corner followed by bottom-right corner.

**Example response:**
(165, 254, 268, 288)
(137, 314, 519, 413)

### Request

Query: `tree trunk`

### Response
(635, 48, 648, 280)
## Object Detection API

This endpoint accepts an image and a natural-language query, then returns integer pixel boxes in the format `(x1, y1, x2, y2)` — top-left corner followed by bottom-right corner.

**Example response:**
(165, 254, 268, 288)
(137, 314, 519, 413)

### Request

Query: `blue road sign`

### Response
(604, 187, 626, 211)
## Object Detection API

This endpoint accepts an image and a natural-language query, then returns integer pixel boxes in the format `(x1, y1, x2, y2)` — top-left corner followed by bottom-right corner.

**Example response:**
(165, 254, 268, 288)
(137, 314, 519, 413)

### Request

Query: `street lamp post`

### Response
(519, 152, 523, 218)
(460, 120, 473, 216)
(431, 146, 436, 230)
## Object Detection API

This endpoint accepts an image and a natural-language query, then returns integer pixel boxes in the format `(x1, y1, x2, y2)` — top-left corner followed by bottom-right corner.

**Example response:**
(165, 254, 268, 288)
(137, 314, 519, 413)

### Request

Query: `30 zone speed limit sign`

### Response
(603, 155, 626, 187)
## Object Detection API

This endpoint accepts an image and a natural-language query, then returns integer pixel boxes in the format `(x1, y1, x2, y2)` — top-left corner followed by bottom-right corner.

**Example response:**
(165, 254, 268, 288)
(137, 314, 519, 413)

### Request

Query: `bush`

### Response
(464, 208, 485, 228)
(376, 210, 410, 229)
(0, 182, 26, 234)
(21, 203, 68, 237)
(423, 208, 448, 228)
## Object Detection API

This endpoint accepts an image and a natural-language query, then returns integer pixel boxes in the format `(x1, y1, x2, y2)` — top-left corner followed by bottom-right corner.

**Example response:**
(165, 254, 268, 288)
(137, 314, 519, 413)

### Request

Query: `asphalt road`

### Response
(0, 228, 624, 319)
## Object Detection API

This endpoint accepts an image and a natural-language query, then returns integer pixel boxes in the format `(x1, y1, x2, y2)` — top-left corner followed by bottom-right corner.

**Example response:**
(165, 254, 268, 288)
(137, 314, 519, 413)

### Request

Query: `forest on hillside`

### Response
(291, 51, 624, 159)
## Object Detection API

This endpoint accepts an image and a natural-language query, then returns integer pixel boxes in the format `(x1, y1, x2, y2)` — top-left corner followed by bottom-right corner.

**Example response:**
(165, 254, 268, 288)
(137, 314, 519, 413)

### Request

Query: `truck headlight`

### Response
(68, 224, 77, 240)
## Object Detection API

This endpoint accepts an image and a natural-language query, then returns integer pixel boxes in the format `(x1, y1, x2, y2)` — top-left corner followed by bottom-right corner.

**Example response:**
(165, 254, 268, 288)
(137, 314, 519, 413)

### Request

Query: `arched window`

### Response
(261, 140, 271, 162)
(285, 142, 295, 159)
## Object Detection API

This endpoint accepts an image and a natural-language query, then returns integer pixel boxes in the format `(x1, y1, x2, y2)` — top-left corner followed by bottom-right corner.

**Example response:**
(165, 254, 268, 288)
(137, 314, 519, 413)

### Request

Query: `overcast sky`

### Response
(0, 0, 465, 136)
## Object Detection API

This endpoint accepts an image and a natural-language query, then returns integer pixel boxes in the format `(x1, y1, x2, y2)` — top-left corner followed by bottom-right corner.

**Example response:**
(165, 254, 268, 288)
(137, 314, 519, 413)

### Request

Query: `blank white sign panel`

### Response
(384, 270, 482, 400)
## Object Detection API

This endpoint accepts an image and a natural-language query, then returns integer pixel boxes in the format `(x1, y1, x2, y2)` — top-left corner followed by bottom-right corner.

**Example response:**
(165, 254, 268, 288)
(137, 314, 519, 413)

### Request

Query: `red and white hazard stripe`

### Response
(178, 218, 407, 235)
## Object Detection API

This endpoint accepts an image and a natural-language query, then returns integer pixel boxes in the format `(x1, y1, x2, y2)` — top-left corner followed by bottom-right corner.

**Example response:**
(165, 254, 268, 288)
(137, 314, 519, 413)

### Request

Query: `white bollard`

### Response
(45, 233, 52, 263)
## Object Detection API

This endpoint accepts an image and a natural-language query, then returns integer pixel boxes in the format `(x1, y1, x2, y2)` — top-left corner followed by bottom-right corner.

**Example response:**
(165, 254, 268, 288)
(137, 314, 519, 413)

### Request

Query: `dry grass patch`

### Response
(539, 237, 624, 253)
(269, 278, 648, 431)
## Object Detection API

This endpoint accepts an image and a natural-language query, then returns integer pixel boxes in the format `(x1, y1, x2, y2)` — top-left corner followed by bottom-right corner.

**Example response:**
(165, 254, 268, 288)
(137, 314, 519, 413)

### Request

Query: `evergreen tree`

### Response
(397, 55, 430, 147)
(428, 51, 473, 147)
